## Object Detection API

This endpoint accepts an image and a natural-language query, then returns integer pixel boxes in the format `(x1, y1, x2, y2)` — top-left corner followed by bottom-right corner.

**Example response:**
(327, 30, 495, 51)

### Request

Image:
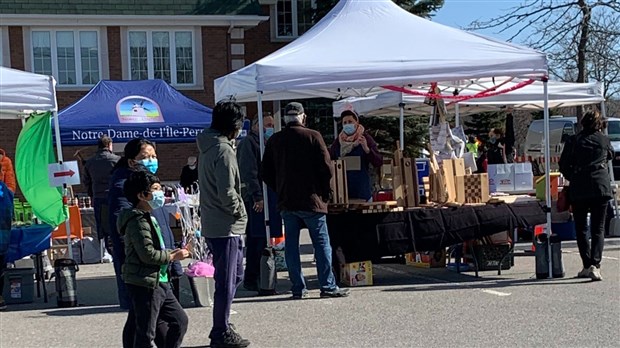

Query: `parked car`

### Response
(525, 116, 620, 178)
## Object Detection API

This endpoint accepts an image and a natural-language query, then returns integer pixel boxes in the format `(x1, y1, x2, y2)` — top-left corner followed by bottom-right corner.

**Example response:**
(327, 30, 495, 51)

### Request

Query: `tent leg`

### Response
(52, 110, 73, 259)
(601, 101, 620, 221)
(399, 103, 405, 151)
(257, 92, 272, 248)
(455, 103, 460, 126)
(542, 79, 553, 279)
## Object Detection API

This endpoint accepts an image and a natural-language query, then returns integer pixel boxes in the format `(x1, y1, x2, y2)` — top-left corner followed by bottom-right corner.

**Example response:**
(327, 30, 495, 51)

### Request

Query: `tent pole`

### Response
(542, 79, 552, 279)
(455, 103, 460, 126)
(273, 100, 282, 132)
(601, 101, 619, 220)
(257, 92, 272, 248)
(333, 117, 338, 141)
(399, 101, 405, 151)
(53, 109, 72, 258)
(20, 116, 26, 126)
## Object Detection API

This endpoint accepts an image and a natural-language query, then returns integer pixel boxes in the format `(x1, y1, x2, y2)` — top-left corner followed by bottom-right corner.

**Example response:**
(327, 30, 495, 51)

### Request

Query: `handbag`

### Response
(557, 186, 570, 212)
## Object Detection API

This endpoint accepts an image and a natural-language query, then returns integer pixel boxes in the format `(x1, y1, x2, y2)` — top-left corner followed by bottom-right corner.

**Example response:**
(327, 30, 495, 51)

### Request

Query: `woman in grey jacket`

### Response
(559, 110, 613, 281)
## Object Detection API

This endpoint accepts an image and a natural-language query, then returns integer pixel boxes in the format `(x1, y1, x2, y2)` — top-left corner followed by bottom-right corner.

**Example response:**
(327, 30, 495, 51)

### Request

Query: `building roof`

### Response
(0, 0, 261, 16)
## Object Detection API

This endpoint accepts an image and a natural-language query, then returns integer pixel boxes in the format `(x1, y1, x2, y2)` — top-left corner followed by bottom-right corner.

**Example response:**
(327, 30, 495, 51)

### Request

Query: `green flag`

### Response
(15, 112, 67, 226)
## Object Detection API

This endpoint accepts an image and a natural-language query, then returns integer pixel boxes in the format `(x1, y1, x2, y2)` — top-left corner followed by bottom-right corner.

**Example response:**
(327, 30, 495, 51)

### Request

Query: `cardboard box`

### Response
(513, 162, 534, 191)
(456, 173, 490, 204)
(330, 160, 348, 204)
(340, 261, 373, 286)
(405, 250, 446, 268)
(487, 164, 515, 193)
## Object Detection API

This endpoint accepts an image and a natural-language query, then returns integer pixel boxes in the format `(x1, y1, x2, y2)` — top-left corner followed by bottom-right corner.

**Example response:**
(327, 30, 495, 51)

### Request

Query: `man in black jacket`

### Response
(262, 102, 349, 300)
(84, 135, 120, 246)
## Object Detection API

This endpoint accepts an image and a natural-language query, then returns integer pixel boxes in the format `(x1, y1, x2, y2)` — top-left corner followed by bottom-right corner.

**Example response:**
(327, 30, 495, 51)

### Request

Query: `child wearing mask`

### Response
(118, 170, 190, 348)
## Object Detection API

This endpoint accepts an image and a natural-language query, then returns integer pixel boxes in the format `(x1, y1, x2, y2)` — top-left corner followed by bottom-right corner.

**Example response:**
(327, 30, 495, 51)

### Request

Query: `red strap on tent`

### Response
(381, 78, 536, 103)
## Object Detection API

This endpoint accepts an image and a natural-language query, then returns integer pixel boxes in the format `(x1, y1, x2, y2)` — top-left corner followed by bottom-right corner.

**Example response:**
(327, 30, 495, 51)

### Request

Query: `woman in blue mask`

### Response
(329, 110, 383, 201)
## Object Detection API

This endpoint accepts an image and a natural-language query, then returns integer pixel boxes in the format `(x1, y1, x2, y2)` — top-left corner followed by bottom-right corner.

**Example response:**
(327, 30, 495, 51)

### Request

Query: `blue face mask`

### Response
(343, 124, 357, 135)
(489, 137, 497, 144)
(148, 190, 165, 210)
(140, 158, 158, 174)
(265, 127, 274, 139)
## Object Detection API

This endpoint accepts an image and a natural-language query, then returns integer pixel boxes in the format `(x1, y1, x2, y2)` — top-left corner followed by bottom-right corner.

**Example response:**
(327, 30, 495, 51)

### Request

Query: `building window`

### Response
(128, 30, 195, 86)
(276, 0, 316, 38)
(31, 30, 100, 86)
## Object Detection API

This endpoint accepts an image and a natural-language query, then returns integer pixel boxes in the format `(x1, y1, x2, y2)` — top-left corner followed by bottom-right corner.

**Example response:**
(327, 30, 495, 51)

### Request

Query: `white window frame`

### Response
(274, 0, 316, 39)
(126, 28, 197, 87)
(30, 28, 102, 87)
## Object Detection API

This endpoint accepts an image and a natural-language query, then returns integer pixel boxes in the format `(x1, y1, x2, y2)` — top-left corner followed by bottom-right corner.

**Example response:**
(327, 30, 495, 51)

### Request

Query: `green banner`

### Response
(15, 112, 67, 226)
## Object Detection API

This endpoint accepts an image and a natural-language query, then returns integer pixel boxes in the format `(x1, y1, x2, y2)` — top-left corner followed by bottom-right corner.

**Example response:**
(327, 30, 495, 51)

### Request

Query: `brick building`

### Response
(0, 0, 314, 188)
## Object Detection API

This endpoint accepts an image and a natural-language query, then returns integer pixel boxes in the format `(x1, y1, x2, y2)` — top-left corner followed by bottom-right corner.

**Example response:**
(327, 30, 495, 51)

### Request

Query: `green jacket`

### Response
(118, 208, 171, 289)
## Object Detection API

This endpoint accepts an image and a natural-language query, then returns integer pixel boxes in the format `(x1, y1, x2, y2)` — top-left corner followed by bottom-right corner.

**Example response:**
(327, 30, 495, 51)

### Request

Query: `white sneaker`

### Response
(577, 267, 590, 278)
(588, 266, 603, 281)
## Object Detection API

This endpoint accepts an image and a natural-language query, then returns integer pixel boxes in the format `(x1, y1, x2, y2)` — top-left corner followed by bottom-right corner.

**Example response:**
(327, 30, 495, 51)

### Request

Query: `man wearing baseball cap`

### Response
(262, 102, 350, 299)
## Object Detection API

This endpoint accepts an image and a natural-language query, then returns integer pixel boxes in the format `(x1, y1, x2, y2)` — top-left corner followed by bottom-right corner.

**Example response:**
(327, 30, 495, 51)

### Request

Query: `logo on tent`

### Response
(116, 96, 164, 124)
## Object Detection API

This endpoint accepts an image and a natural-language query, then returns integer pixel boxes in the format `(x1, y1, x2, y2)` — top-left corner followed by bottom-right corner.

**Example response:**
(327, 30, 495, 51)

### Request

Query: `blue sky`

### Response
(432, 0, 528, 42)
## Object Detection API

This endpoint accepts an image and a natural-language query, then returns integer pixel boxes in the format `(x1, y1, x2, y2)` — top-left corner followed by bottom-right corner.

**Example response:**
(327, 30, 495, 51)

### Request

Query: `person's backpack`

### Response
(0, 181, 14, 254)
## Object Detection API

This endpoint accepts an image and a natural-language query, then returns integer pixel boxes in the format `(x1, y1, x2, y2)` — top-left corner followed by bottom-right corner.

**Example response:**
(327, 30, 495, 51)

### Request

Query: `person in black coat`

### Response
(559, 110, 612, 281)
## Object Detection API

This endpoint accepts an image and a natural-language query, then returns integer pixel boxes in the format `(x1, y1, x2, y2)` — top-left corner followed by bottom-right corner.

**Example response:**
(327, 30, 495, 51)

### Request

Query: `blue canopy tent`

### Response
(57, 80, 212, 145)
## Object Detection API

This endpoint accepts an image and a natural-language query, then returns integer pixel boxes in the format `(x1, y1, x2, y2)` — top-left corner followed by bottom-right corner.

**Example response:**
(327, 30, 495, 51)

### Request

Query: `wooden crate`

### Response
(330, 160, 349, 204)
(401, 157, 419, 207)
(456, 173, 490, 204)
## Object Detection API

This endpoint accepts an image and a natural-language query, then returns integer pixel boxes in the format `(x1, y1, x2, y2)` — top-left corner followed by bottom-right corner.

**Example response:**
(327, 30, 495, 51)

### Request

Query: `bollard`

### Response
(54, 258, 78, 307)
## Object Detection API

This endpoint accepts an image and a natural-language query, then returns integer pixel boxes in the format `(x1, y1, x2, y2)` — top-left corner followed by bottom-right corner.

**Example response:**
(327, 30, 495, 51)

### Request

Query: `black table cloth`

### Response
(327, 201, 544, 263)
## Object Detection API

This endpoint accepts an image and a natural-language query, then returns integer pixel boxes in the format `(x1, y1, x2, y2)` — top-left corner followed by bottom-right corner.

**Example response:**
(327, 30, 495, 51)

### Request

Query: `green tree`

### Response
(313, 0, 444, 22)
(463, 111, 505, 143)
(469, 0, 620, 127)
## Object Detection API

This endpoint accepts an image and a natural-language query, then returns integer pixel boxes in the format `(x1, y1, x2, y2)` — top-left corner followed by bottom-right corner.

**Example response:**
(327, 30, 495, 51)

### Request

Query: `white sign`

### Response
(48, 161, 81, 187)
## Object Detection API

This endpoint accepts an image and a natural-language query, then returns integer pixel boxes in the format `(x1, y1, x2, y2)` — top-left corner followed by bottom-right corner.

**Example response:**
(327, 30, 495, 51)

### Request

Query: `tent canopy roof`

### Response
(58, 79, 212, 145)
(215, 0, 548, 102)
(332, 78, 605, 117)
(0, 67, 57, 119)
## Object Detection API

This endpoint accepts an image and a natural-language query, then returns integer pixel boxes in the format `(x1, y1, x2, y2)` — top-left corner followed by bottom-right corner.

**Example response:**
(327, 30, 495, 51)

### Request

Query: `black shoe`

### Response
(320, 288, 350, 298)
(210, 327, 250, 348)
(291, 291, 309, 300)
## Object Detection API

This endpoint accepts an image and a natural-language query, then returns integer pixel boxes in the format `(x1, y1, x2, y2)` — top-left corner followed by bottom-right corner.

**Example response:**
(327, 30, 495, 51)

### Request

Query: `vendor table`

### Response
(7, 224, 54, 302)
(327, 200, 547, 274)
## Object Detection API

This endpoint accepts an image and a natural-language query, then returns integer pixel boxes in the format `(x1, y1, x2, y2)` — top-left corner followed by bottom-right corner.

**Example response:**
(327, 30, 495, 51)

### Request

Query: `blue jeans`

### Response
(280, 211, 337, 295)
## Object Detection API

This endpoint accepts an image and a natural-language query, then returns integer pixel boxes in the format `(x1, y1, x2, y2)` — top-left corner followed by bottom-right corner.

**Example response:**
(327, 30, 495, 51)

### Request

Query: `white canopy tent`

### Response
(215, 0, 557, 276)
(0, 66, 76, 256)
(0, 66, 57, 120)
(214, 0, 547, 103)
(331, 79, 605, 118)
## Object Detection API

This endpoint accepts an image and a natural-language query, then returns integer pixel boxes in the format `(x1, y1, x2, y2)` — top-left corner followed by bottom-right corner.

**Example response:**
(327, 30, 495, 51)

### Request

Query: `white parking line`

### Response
(481, 289, 512, 297)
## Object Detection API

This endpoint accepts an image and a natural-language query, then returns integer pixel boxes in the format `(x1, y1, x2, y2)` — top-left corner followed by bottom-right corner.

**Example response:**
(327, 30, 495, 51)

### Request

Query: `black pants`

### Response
(244, 236, 266, 288)
(125, 282, 188, 348)
(572, 199, 608, 269)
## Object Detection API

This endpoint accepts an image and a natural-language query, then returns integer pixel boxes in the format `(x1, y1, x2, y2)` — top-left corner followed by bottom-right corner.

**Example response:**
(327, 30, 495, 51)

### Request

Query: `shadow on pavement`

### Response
(43, 305, 126, 317)
(381, 276, 591, 293)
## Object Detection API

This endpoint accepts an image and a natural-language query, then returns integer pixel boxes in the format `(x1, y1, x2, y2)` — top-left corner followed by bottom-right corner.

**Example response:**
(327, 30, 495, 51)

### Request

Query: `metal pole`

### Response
(455, 103, 461, 126)
(542, 79, 552, 278)
(399, 102, 405, 151)
(601, 101, 619, 219)
(53, 110, 72, 258)
(257, 92, 272, 247)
